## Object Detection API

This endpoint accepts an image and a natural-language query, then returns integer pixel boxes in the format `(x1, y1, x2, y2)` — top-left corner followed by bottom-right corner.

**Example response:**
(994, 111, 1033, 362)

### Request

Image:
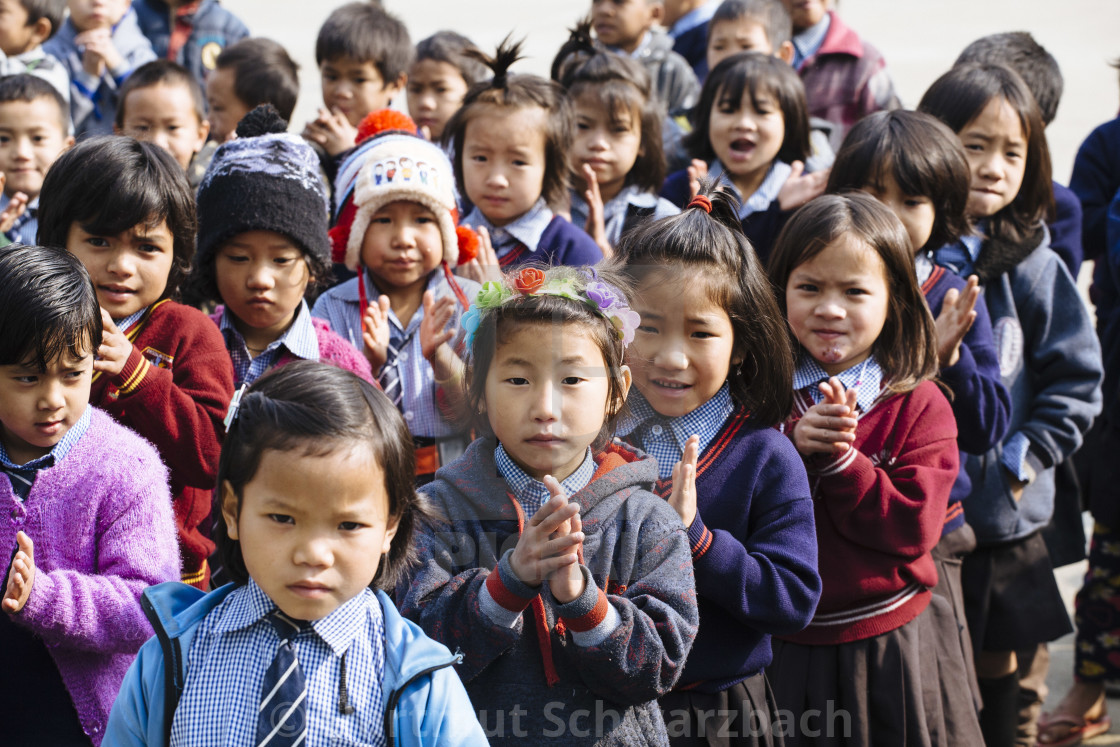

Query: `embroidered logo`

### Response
(992, 317, 1023, 380)
(868, 448, 896, 469)
(141, 347, 174, 370)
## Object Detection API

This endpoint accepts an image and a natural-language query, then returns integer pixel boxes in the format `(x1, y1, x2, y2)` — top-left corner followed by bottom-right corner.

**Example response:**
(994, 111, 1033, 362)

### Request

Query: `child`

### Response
(131, 0, 249, 89)
(664, 0, 718, 78)
(1070, 58, 1120, 265)
(192, 105, 372, 388)
(0, 243, 179, 746)
(782, 0, 899, 150)
(449, 39, 604, 269)
(918, 63, 1104, 746)
(706, 0, 793, 72)
(398, 264, 699, 744)
(408, 31, 486, 143)
(314, 111, 479, 483)
(0, 0, 70, 103)
(207, 37, 299, 144)
(592, 0, 700, 116)
(0, 74, 73, 245)
(661, 51, 822, 263)
(556, 31, 679, 254)
(105, 361, 487, 746)
(615, 185, 821, 743)
(302, 2, 411, 172)
(765, 193, 983, 746)
(37, 136, 235, 590)
(43, 0, 156, 138)
(115, 60, 210, 175)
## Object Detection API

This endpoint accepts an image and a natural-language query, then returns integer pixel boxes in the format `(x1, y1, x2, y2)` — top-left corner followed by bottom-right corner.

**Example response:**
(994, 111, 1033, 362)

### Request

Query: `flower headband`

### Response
(461, 267, 640, 348)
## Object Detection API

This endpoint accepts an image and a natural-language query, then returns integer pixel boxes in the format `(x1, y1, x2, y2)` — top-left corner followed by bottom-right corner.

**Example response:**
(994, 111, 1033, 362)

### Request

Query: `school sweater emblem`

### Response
(992, 317, 1023, 379)
(141, 347, 175, 370)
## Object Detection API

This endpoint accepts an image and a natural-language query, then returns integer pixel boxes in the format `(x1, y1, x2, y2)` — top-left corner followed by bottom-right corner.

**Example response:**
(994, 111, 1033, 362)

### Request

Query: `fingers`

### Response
(100, 308, 121, 336)
(542, 474, 567, 501)
(787, 160, 805, 179)
(682, 434, 699, 469)
(419, 124, 432, 141)
(527, 494, 580, 534)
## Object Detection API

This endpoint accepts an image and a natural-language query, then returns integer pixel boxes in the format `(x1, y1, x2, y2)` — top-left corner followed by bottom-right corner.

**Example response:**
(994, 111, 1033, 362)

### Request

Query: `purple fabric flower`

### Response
(586, 281, 621, 312)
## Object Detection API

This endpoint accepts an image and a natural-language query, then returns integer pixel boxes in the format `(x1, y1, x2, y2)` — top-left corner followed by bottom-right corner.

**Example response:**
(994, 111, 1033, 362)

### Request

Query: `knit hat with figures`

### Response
(196, 105, 330, 268)
(330, 110, 478, 273)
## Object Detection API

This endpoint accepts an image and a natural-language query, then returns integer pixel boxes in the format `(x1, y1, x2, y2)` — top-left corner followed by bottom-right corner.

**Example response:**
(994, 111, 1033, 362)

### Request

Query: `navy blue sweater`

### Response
(672, 22, 709, 80)
(627, 408, 820, 693)
(1050, 181, 1084, 277)
(1071, 116, 1120, 263)
(498, 214, 605, 270)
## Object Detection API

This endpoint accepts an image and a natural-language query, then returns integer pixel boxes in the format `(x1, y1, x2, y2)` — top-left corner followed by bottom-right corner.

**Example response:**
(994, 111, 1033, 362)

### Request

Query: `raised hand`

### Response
(456, 225, 502, 284)
(3, 532, 34, 614)
(777, 161, 829, 211)
(420, 291, 456, 362)
(509, 486, 583, 590)
(76, 28, 123, 77)
(687, 158, 709, 198)
(93, 309, 133, 376)
(581, 164, 612, 259)
(792, 377, 859, 456)
(935, 275, 980, 367)
(361, 294, 392, 371)
(0, 189, 28, 234)
(668, 435, 699, 526)
(301, 107, 358, 156)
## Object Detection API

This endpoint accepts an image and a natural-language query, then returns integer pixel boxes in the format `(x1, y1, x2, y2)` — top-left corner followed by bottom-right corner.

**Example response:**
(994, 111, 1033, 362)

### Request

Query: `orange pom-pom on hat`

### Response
(356, 109, 418, 145)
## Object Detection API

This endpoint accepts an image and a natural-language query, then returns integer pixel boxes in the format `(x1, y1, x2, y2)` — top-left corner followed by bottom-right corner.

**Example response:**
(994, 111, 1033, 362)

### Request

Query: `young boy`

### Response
(0, 0, 70, 102)
(0, 74, 72, 245)
(592, 0, 699, 115)
(206, 37, 298, 144)
(312, 113, 479, 484)
(302, 2, 411, 170)
(116, 60, 209, 176)
(663, 0, 719, 78)
(131, 0, 249, 89)
(0, 243, 179, 746)
(43, 0, 156, 138)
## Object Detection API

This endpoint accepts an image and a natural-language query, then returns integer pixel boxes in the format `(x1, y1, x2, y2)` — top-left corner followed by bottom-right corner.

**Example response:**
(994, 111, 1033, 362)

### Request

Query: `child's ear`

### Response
(220, 481, 240, 540)
(776, 41, 795, 66)
(380, 512, 401, 555)
(196, 117, 211, 150)
(612, 364, 632, 416)
(386, 72, 407, 99)
(29, 17, 52, 48)
(648, 3, 664, 26)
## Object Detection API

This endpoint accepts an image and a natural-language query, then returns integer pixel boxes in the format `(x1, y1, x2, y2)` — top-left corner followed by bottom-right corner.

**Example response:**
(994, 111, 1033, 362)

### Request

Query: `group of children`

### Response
(0, 0, 1112, 745)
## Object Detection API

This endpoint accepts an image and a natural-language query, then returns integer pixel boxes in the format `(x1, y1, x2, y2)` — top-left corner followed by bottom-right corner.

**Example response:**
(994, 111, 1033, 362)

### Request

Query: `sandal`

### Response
(1036, 711, 1112, 746)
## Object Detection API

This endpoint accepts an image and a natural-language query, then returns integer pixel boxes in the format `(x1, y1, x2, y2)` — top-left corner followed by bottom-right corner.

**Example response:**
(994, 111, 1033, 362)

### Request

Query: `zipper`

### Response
(382, 650, 464, 743)
(141, 593, 183, 746)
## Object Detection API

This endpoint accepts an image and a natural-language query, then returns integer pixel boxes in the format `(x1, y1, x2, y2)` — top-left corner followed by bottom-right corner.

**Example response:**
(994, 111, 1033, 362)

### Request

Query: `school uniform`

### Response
(569, 184, 680, 249)
(460, 198, 604, 270)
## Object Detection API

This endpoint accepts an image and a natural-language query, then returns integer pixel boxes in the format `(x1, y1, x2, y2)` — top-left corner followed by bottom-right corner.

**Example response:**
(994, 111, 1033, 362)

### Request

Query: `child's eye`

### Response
(85, 236, 110, 248)
(903, 197, 928, 208)
(139, 243, 164, 254)
(64, 370, 85, 381)
(561, 376, 583, 385)
(223, 253, 249, 263)
(796, 283, 818, 293)
(274, 255, 298, 265)
(268, 514, 295, 525)
(14, 375, 37, 384)
(691, 331, 714, 339)
(846, 287, 868, 296)
(131, 125, 150, 133)
(339, 521, 365, 531)
(513, 159, 528, 167)
(470, 154, 487, 163)
(370, 216, 392, 224)
(504, 376, 528, 386)
(636, 324, 658, 334)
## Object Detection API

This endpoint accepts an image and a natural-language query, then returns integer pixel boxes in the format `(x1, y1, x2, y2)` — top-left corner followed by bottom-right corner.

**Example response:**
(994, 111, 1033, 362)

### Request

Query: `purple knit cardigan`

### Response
(1, 408, 180, 745)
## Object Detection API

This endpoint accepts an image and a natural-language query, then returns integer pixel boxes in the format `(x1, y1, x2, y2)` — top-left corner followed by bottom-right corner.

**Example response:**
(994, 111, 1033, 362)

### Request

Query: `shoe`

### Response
(1035, 711, 1111, 746)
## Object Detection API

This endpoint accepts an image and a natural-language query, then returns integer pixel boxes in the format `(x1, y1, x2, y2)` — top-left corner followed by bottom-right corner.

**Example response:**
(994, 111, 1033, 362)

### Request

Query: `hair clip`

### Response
(223, 384, 247, 431)
(687, 195, 712, 213)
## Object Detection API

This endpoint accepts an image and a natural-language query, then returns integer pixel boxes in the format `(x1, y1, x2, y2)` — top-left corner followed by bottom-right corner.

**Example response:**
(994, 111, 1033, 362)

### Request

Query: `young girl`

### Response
(919, 63, 1103, 747)
(661, 51, 824, 263)
(105, 361, 486, 746)
(37, 136, 235, 591)
(397, 265, 699, 744)
(614, 185, 821, 745)
(191, 105, 372, 388)
(555, 23, 679, 256)
(408, 31, 488, 143)
(0, 244, 179, 747)
(766, 193, 983, 746)
(446, 39, 605, 269)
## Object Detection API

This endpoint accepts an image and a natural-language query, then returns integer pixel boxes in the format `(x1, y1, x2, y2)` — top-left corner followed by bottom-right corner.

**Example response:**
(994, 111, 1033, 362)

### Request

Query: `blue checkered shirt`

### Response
(569, 185, 681, 248)
(709, 159, 792, 220)
(461, 198, 554, 260)
(113, 307, 147, 333)
(616, 384, 735, 480)
(311, 270, 479, 439)
(0, 406, 90, 499)
(792, 353, 884, 414)
(494, 443, 595, 517)
(170, 580, 387, 747)
(791, 13, 831, 69)
(219, 300, 321, 387)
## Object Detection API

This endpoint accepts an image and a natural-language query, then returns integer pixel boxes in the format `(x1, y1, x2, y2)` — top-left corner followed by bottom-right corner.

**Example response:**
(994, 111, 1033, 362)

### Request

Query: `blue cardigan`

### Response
(132, 0, 249, 85)
(499, 214, 605, 270)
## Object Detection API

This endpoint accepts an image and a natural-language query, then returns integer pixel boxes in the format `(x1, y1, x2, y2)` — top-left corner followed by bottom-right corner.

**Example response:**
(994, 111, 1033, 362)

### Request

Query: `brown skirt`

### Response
(660, 672, 784, 747)
(767, 594, 983, 747)
(930, 523, 982, 711)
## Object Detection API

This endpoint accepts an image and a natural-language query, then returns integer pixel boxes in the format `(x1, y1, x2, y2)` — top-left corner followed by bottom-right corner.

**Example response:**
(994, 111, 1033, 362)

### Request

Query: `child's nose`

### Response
(38, 379, 65, 411)
(654, 342, 688, 371)
(293, 535, 332, 568)
(530, 382, 559, 422)
(815, 298, 845, 318)
(105, 249, 134, 276)
(247, 263, 274, 289)
(485, 167, 508, 189)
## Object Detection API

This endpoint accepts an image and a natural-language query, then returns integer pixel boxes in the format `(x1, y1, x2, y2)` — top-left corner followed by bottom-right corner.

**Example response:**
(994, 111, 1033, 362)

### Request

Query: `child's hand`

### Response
(75, 28, 123, 77)
(301, 108, 358, 156)
(581, 164, 613, 259)
(1006, 468, 1027, 502)
(456, 226, 502, 284)
(777, 161, 829, 211)
(509, 487, 582, 588)
(543, 476, 587, 604)
(361, 295, 392, 371)
(420, 291, 456, 362)
(93, 309, 132, 377)
(667, 435, 699, 527)
(0, 189, 28, 234)
(687, 159, 709, 198)
(935, 275, 980, 368)
(792, 377, 859, 456)
(3, 531, 35, 614)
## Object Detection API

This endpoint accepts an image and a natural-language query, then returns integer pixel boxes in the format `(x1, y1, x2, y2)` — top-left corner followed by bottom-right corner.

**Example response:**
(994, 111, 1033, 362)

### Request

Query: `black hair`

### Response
(414, 31, 488, 87)
(315, 2, 413, 87)
(685, 51, 810, 165)
(19, 0, 65, 41)
(215, 361, 428, 592)
(36, 136, 197, 300)
(954, 32, 1063, 126)
(0, 73, 69, 134)
(216, 38, 300, 123)
(767, 193, 939, 395)
(710, 0, 792, 50)
(445, 36, 574, 212)
(115, 59, 206, 129)
(613, 180, 793, 425)
(555, 19, 665, 193)
(0, 243, 101, 370)
(918, 63, 1054, 251)
(826, 110, 971, 253)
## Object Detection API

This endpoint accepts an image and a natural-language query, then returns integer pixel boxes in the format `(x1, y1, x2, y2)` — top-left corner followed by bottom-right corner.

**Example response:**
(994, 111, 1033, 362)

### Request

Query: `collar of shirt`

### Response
(113, 306, 150, 334)
(915, 251, 934, 287)
(494, 443, 595, 516)
(220, 300, 321, 363)
(364, 270, 447, 335)
(669, 0, 719, 38)
(462, 199, 554, 258)
(608, 32, 651, 60)
(709, 159, 792, 218)
(617, 384, 734, 480)
(0, 405, 91, 470)
(791, 13, 831, 69)
(792, 352, 884, 413)
(932, 228, 983, 278)
(570, 184, 657, 224)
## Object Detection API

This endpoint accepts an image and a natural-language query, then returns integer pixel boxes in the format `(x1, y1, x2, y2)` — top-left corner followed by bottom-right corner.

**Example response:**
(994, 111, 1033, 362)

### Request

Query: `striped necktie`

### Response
(378, 328, 409, 410)
(256, 610, 308, 747)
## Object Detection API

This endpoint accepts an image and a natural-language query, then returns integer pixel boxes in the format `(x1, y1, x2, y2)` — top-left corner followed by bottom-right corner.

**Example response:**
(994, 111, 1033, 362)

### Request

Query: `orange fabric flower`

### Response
(514, 267, 545, 294)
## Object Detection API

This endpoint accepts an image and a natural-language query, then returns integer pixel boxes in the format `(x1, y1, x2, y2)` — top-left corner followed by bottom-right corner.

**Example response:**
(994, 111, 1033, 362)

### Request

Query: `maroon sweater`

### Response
(777, 381, 958, 644)
(89, 300, 234, 588)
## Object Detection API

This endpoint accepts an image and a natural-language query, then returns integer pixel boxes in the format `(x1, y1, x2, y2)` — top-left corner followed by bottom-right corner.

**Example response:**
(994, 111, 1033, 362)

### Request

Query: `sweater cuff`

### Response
(686, 513, 714, 560)
(552, 565, 618, 647)
(110, 345, 152, 397)
(479, 550, 537, 626)
(73, 70, 100, 97)
(940, 341, 977, 384)
(807, 445, 860, 476)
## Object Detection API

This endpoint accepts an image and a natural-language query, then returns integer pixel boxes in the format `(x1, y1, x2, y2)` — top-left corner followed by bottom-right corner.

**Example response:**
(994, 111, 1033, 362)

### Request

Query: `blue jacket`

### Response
(132, 0, 249, 85)
(104, 582, 487, 746)
(1071, 116, 1120, 263)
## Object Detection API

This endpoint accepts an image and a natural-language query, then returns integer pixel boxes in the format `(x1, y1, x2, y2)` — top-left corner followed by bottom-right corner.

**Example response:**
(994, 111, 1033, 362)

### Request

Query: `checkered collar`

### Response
(792, 352, 884, 413)
(709, 160, 792, 218)
(220, 300, 320, 362)
(462, 198, 553, 254)
(617, 383, 734, 450)
(494, 443, 595, 504)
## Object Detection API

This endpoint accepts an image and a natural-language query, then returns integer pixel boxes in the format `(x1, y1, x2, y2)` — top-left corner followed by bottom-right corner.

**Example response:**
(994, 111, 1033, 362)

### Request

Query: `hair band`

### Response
(687, 195, 712, 213)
